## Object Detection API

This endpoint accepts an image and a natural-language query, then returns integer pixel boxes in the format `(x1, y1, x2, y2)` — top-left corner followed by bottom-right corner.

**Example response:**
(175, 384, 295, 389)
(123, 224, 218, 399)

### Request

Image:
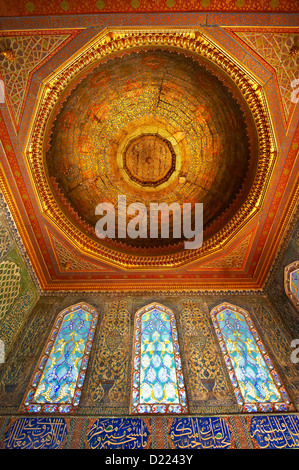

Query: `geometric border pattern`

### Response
(0, 0, 297, 16)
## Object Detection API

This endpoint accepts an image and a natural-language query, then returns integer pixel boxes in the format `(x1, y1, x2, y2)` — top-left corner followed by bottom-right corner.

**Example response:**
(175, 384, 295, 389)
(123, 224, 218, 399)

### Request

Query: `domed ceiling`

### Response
(45, 49, 257, 254)
(1, 16, 297, 290)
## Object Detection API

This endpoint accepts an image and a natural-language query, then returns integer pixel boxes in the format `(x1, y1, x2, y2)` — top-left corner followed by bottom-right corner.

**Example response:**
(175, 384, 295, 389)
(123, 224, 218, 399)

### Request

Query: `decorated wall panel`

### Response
(1, 414, 299, 449)
(267, 222, 299, 337)
(1, 291, 297, 415)
(0, 194, 38, 364)
(0, 291, 298, 450)
(178, 300, 237, 414)
(263, 221, 299, 406)
(79, 299, 133, 415)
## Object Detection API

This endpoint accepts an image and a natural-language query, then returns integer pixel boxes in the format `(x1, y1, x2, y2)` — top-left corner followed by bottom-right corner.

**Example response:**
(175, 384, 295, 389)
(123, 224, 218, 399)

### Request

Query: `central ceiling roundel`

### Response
(123, 133, 176, 187)
(46, 48, 257, 253)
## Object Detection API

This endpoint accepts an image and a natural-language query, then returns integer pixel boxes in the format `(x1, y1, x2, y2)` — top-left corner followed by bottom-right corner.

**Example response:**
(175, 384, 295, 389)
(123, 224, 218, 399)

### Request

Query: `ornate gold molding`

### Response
(25, 28, 277, 269)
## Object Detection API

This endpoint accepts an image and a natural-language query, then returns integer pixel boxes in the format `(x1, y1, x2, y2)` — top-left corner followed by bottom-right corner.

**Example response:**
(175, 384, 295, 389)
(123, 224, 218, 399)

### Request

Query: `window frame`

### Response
(210, 302, 293, 412)
(21, 302, 99, 414)
(130, 302, 188, 415)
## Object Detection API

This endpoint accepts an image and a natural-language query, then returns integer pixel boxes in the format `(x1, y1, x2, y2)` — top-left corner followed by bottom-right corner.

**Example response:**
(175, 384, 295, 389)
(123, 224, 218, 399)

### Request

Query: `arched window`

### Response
(284, 261, 299, 310)
(22, 303, 99, 413)
(210, 303, 292, 413)
(131, 303, 188, 414)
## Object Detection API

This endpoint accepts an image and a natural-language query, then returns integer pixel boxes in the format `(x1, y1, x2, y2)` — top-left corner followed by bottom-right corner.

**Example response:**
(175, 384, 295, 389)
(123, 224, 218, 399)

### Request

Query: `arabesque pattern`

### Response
(0, 33, 71, 128)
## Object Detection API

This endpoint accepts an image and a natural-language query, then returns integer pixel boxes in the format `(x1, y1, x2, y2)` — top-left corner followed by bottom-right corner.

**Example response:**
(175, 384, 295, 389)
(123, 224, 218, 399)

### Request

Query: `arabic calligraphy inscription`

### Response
(169, 417, 232, 449)
(4, 417, 68, 449)
(87, 417, 150, 449)
(250, 415, 299, 449)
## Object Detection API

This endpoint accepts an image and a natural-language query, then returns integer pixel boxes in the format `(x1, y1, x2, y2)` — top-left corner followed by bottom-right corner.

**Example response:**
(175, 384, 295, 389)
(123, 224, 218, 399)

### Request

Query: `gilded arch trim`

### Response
(24, 28, 277, 269)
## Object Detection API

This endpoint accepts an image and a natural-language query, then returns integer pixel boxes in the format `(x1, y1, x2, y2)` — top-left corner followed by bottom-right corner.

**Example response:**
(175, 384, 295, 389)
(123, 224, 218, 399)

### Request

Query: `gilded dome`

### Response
(46, 49, 257, 253)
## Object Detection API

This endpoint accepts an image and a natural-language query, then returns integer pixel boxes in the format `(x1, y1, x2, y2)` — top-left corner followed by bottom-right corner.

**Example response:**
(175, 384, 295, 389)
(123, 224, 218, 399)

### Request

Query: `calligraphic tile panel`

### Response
(4, 417, 68, 449)
(169, 417, 232, 449)
(250, 415, 299, 449)
(86, 418, 150, 449)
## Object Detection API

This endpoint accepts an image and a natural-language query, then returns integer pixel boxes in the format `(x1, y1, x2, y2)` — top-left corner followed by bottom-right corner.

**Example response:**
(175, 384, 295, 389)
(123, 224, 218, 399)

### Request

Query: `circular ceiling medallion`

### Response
(123, 134, 176, 187)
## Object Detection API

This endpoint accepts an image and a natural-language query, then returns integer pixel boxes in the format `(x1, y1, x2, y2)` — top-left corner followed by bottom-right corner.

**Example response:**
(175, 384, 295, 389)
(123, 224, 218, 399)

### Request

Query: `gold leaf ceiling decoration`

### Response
(25, 29, 277, 270)
(46, 49, 256, 252)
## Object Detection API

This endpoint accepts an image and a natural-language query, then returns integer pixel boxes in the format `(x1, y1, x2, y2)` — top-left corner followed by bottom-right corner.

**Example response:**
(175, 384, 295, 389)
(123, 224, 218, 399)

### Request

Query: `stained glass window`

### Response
(284, 261, 299, 310)
(131, 303, 188, 414)
(290, 270, 299, 298)
(210, 303, 292, 413)
(22, 303, 99, 413)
